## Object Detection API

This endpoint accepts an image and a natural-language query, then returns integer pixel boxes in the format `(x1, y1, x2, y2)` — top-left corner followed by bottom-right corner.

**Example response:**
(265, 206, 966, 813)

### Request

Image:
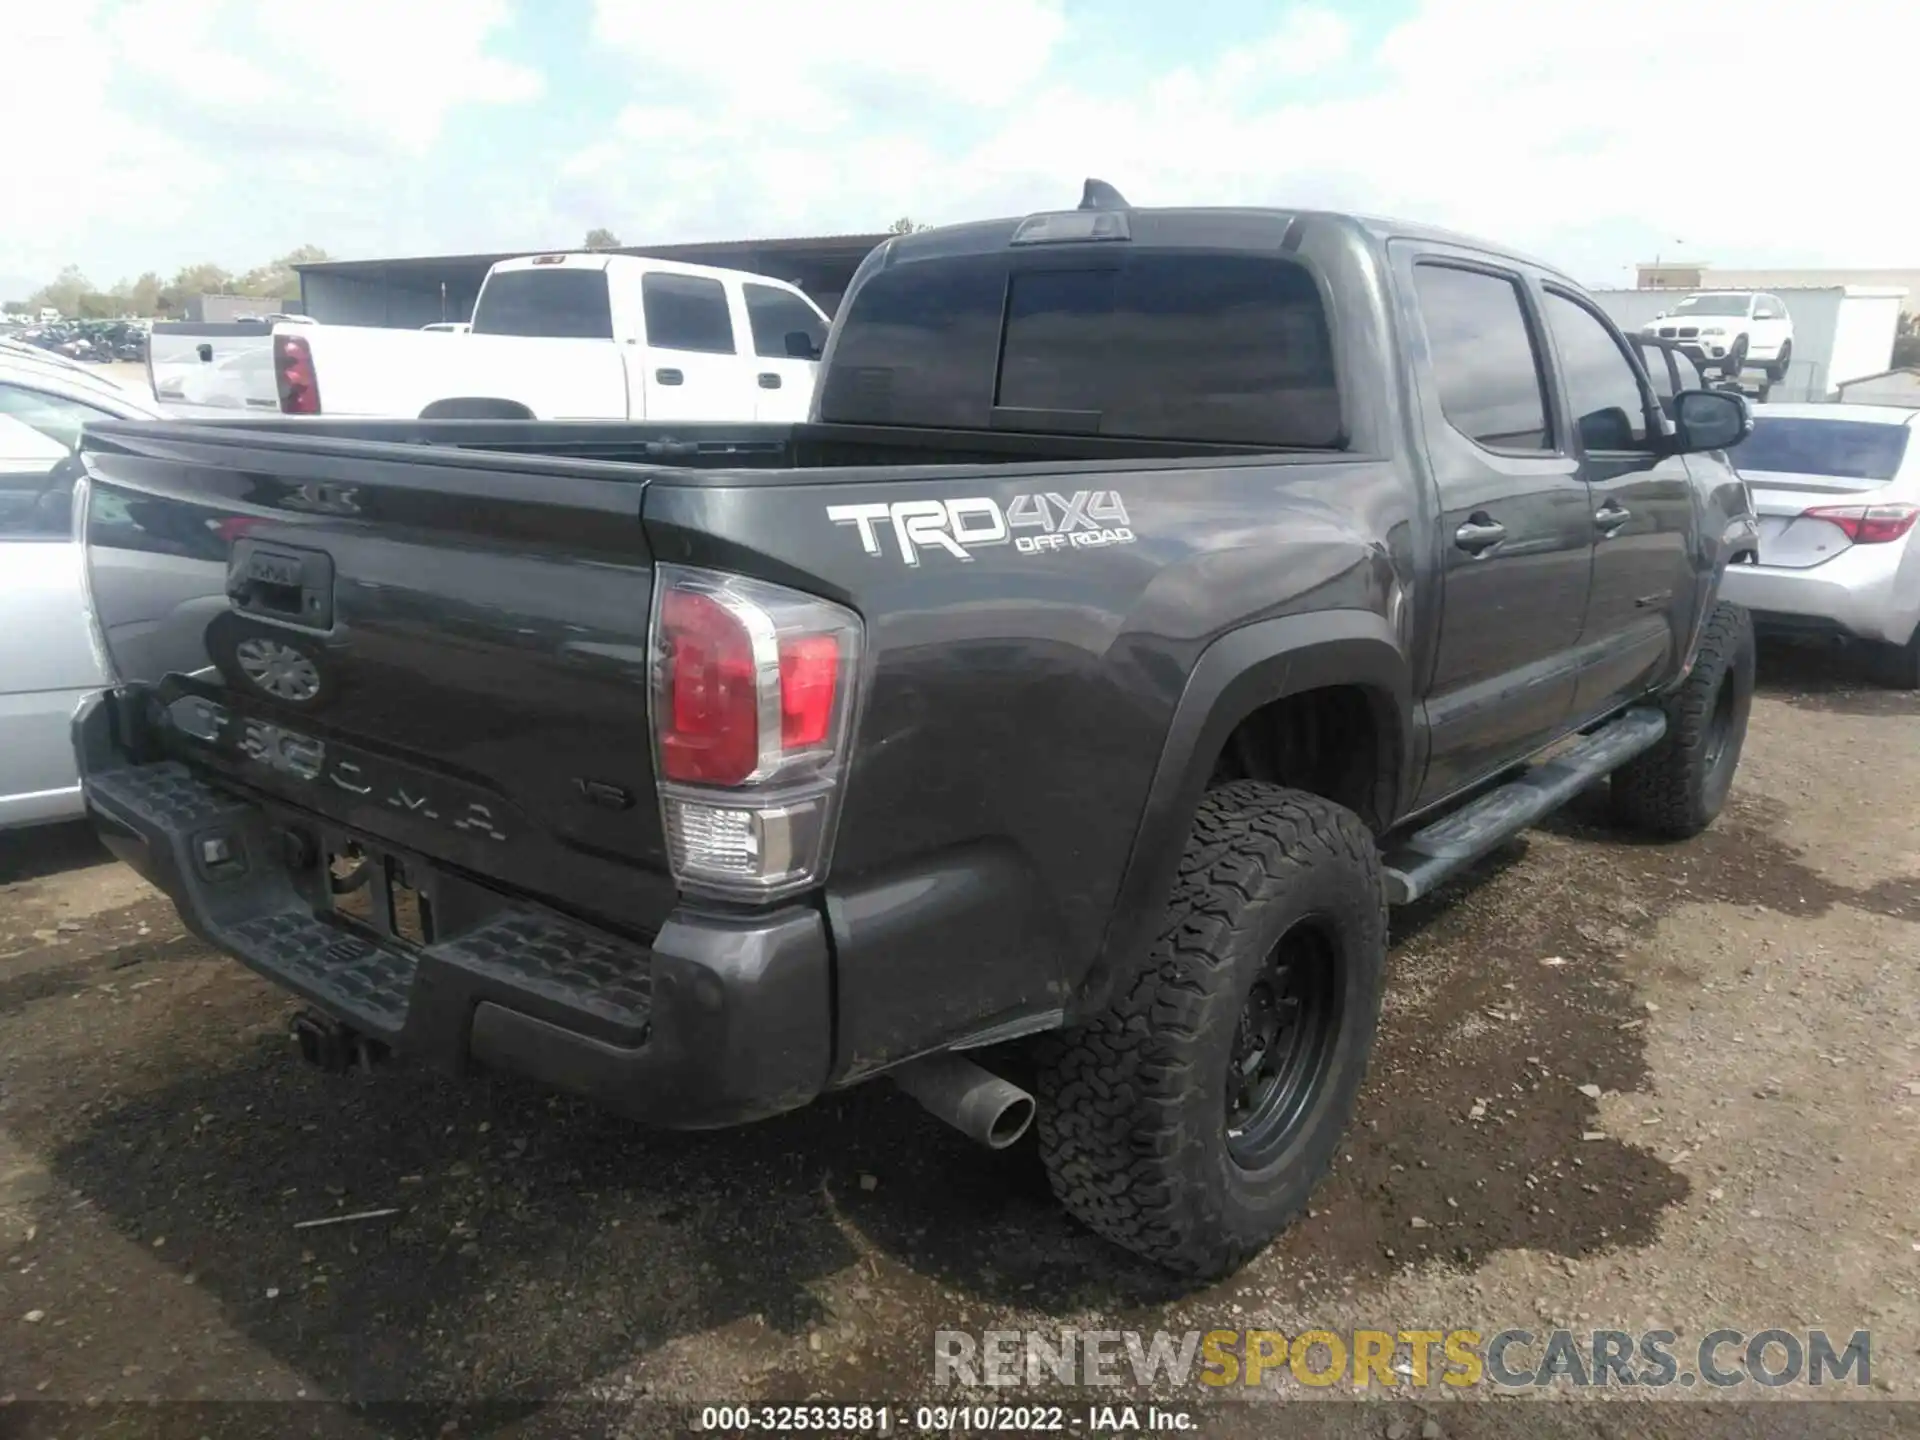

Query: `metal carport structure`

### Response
(294, 233, 890, 329)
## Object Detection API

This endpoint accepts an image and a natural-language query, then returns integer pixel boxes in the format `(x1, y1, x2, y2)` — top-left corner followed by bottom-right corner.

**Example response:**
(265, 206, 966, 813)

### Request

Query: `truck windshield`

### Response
(1737, 418, 1910, 481)
(820, 249, 1342, 448)
(470, 269, 615, 340)
(1672, 295, 1750, 317)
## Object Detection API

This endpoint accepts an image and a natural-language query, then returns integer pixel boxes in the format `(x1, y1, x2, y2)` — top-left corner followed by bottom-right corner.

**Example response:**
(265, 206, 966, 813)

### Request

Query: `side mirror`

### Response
(784, 330, 822, 360)
(1671, 389, 1752, 454)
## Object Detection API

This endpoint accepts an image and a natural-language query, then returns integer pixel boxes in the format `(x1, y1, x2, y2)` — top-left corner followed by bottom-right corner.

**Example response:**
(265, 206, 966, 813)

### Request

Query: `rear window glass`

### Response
(470, 269, 614, 339)
(819, 250, 1341, 448)
(1737, 418, 1911, 481)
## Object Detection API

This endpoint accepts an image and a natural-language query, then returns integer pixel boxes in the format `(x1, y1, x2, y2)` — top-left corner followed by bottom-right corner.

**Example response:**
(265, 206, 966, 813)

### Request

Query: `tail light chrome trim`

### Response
(648, 564, 863, 902)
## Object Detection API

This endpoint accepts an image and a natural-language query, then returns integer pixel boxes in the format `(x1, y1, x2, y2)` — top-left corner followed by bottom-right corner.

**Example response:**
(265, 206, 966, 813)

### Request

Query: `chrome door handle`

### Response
(1454, 517, 1507, 554)
(1595, 502, 1631, 534)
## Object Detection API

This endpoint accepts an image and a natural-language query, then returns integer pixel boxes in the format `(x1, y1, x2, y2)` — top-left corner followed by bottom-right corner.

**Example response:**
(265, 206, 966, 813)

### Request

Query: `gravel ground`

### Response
(1, 642, 1916, 1439)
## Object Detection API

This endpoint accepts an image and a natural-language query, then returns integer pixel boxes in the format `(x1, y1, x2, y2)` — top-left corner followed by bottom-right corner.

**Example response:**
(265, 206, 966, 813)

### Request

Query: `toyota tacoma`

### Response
(70, 184, 1760, 1277)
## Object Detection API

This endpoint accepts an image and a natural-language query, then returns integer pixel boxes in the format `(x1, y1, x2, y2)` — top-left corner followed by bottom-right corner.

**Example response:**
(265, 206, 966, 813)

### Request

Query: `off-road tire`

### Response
(1609, 601, 1754, 838)
(1765, 340, 1792, 384)
(1869, 627, 1920, 691)
(1032, 782, 1387, 1278)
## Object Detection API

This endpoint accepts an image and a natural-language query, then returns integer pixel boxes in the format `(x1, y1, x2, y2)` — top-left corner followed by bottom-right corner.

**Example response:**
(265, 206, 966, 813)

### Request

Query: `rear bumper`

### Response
(1719, 541, 1920, 648)
(73, 690, 832, 1129)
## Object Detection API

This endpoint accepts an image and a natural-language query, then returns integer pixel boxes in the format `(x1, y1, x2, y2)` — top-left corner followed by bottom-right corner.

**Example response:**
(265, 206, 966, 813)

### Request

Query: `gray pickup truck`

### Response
(70, 184, 1760, 1277)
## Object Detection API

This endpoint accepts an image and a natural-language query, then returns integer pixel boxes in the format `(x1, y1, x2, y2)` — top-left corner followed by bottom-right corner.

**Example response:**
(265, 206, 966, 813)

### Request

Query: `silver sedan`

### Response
(0, 352, 166, 828)
(1719, 403, 1920, 688)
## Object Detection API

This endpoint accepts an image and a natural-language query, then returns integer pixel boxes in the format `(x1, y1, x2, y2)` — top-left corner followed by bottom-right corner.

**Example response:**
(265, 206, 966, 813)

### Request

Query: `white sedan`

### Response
(0, 352, 166, 828)
(1719, 403, 1920, 688)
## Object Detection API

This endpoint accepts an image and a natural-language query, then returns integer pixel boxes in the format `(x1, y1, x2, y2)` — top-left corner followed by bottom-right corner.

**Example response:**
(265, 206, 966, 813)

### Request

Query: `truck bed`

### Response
(89, 414, 1313, 478)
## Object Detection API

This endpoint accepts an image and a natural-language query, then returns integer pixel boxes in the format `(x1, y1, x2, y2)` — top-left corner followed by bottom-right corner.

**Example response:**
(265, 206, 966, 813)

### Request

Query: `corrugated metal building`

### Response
(1590, 286, 1907, 402)
(185, 294, 304, 323)
(293, 234, 889, 328)
(1635, 264, 1920, 316)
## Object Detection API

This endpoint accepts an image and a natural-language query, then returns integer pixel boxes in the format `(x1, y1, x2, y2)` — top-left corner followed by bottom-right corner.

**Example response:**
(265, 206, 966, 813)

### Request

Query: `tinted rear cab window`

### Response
(1737, 418, 1911, 482)
(470, 269, 614, 339)
(819, 249, 1341, 448)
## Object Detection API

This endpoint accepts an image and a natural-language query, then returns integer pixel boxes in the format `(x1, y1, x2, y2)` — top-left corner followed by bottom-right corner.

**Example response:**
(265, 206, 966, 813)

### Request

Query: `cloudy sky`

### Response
(5, 0, 1913, 301)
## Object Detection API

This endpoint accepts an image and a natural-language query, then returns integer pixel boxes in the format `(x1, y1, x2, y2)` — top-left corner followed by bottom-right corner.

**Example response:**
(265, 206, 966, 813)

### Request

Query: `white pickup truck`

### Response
(269, 253, 832, 421)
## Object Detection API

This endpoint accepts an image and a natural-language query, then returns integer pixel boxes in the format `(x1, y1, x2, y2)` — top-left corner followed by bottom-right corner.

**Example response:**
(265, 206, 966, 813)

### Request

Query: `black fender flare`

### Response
(1078, 609, 1415, 1016)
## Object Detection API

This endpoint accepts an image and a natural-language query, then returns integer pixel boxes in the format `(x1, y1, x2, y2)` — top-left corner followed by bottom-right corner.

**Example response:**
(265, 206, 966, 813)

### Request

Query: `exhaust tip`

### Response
(891, 1053, 1037, 1151)
(983, 1093, 1036, 1150)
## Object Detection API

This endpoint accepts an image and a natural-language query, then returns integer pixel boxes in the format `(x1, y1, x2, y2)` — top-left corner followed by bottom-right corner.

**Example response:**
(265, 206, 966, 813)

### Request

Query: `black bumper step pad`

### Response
(86, 762, 654, 1049)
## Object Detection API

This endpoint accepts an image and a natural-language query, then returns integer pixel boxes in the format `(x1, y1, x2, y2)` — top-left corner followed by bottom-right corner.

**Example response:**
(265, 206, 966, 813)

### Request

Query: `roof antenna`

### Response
(1078, 178, 1130, 211)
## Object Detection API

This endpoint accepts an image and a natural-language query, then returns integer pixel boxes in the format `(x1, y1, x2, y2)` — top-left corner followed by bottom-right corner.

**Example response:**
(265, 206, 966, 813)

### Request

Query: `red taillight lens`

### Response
(658, 589, 761, 785)
(275, 334, 320, 415)
(779, 634, 840, 749)
(650, 566, 862, 900)
(1802, 503, 1919, 545)
(656, 589, 849, 784)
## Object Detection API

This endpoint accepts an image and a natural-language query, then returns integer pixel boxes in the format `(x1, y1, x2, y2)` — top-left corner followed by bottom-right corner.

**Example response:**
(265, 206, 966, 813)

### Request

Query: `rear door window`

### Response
(744, 283, 827, 359)
(642, 273, 737, 355)
(1736, 418, 1910, 481)
(470, 268, 615, 339)
(820, 250, 1342, 447)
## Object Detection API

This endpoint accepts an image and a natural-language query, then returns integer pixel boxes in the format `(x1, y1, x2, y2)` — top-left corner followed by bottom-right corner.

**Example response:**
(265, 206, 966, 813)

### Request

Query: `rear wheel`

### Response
(1033, 783, 1386, 1278)
(1870, 626, 1920, 691)
(1610, 601, 1754, 838)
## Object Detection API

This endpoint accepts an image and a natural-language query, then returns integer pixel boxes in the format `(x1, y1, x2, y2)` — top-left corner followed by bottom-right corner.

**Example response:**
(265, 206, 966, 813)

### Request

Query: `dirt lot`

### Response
(2, 644, 1917, 1438)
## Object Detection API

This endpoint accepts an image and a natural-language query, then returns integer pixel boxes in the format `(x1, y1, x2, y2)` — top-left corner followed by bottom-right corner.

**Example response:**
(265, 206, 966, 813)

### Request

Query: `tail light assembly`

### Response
(649, 565, 862, 901)
(275, 334, 321, 415)
(1801, 503, 1919, 545)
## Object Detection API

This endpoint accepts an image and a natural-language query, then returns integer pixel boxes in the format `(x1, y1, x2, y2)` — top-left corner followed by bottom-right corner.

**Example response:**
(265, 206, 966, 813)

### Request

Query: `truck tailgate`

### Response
(78, 422, 678, 936)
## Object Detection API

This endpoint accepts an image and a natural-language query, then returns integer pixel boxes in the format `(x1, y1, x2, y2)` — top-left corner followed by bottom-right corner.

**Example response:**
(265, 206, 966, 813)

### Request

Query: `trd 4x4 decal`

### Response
(827, 490, 1136, 565)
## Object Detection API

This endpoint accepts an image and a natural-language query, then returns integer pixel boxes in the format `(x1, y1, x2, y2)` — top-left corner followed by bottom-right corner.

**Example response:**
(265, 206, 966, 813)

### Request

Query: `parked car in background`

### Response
(1720, 403, 1920, 687)
(0, 363, 165, 828)
(1640, 291, 1794, 382)
(165, 346, 280, 414)
(268, 253, 830, 422)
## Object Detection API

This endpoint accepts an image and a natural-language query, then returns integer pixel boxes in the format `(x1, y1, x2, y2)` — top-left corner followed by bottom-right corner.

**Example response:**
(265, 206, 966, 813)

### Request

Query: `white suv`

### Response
(1640, 291, 1794, 382)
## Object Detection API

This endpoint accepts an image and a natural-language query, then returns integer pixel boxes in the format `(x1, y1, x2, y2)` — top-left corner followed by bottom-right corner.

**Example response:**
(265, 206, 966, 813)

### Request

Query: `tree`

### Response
(127, 272, 164, 317)
(886, 216, 928, 234)
(27, 265, 93, 319)
(584, 228, 621, 250)
(159, 262, 235, 313)
(1894, 313, 1920, 370)
(236, 246, 330, 303)
(2, 300, 27, 316)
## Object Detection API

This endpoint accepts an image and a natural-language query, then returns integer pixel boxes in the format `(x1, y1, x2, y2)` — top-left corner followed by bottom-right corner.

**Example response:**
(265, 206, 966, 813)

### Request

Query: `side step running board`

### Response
(1382, 706, 1667, 905)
